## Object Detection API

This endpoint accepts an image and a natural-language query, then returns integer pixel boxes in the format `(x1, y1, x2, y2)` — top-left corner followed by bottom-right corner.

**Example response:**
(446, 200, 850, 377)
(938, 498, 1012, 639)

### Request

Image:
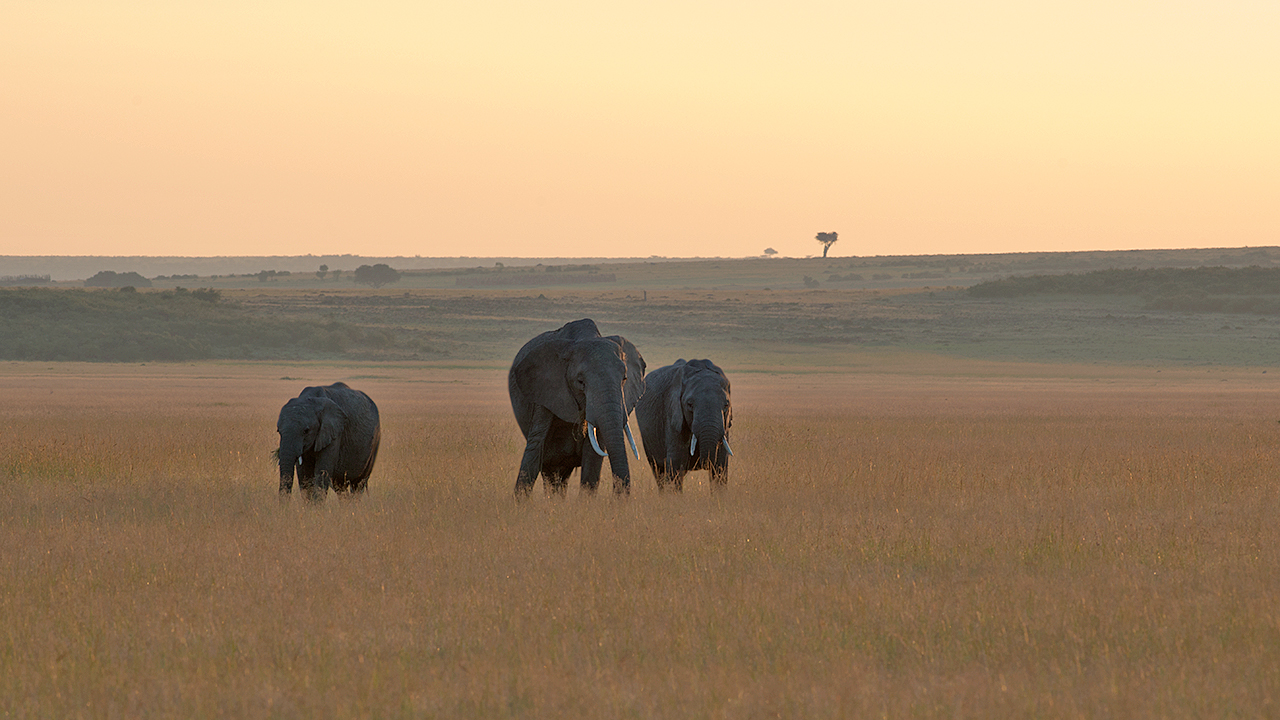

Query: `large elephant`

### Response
(276, 382, 381, 502)
(508, 318, 646, 497)
(635, 359, 733, 491)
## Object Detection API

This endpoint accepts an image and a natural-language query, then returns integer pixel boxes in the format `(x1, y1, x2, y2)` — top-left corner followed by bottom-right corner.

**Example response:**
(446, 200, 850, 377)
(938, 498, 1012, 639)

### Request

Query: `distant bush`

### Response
(872, 273, 893, 281)
(190, 288, 222, 303)
(827, 273, 864, 282)
(85, 271, 152, 288)
(353, 264, 401, 288)
(0, 288, 394, 361)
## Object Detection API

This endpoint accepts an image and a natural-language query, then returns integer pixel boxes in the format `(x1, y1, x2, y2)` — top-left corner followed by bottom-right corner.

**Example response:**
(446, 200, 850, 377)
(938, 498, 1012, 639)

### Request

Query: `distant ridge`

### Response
(1, 246, 1278, 282)
(0, 256, 682, 282)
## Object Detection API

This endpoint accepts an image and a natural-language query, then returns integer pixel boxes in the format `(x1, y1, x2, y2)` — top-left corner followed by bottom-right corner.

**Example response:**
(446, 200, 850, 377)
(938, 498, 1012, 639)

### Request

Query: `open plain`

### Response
(3, 354, 1279, 718)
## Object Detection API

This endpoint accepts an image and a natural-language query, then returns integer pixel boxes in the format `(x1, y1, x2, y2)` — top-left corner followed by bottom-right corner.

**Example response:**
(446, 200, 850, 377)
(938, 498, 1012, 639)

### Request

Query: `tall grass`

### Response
(2, 363, 1278, 718)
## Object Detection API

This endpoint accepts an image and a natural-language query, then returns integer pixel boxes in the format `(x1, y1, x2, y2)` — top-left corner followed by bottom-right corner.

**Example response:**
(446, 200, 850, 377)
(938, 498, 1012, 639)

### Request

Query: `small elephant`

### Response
(276, 382, 381, 502)
(636, 359, 733, 491)
(509, 318, 646, 497)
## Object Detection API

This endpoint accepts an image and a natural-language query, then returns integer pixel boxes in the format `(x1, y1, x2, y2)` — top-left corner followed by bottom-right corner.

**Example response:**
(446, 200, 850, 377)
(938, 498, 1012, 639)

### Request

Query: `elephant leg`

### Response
(543, 469, 570, 498)
(297, 474, 317, 502)
(311, 469, 332, 502)
(660, 452, 688, 493)
(309, 446, 340, 501)
(352, 476, 369, 494)
(305, 481, 327, 503)
(293, 454, 313, 499)
(579, 449, 604, 494)
(516, 408, 554, 498)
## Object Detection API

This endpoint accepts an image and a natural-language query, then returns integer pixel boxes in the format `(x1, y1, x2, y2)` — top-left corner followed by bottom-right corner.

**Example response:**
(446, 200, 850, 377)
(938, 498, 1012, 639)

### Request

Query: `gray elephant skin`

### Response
(508, 318, 646, 497)
(276, 382, 381, 502)
(636, 359, 733, 491)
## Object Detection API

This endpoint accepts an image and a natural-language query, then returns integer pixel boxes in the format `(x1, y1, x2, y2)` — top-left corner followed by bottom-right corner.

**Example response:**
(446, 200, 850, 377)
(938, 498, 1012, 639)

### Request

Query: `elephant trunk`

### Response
(278, 450, 299, 496)
(691, 412, 728, 473)
(587, 410, 632, 494)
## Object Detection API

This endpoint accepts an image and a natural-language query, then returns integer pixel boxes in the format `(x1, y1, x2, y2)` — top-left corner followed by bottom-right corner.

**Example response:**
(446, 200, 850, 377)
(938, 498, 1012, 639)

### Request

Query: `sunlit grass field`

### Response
(3, 359, 1279, 718)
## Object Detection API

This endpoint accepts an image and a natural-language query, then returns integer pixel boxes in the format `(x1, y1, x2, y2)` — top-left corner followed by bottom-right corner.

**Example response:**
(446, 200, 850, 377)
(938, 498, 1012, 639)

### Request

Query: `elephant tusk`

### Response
(722, 437, 734, 456)
(690, 435, 697, 456)
(587, 423, 607, 457)
(624, 424, 639, 459)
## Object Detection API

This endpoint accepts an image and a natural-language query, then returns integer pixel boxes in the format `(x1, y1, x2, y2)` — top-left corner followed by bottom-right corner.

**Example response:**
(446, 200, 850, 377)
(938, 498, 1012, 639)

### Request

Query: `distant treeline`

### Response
(969, 266, 1280, 313)
(0, 275, 51, 286)
(0, 288, 402, 362)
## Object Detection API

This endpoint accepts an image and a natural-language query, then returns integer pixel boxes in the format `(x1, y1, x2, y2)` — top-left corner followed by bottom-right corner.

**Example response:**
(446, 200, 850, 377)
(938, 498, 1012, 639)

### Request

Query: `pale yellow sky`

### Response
(2, 1, 1277, 258)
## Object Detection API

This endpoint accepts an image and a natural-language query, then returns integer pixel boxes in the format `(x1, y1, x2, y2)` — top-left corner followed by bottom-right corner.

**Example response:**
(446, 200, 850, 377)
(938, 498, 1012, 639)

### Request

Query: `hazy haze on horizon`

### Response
(3, 1, 1277, 259)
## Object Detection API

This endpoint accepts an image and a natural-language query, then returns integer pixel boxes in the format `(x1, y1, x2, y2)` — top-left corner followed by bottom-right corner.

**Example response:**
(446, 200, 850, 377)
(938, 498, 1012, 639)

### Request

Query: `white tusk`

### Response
(587, 423, 607, 457)
(624, 424, 639, 458)
(690, 435, 697, 456)
(722, 437, 734, 456)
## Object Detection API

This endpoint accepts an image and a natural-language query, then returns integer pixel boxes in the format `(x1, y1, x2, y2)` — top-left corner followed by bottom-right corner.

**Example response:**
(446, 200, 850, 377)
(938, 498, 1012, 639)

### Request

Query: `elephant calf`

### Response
(276, 382, 381, 502)
(635, 359, 733, 492)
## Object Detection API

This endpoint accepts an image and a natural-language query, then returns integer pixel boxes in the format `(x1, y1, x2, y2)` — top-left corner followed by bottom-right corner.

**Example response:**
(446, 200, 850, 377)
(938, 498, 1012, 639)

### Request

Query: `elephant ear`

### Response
(512, 338, 580, 423)
(665, 363, 687, 432)
(610, 336, 647, 415)
(314, 397, 346, 450)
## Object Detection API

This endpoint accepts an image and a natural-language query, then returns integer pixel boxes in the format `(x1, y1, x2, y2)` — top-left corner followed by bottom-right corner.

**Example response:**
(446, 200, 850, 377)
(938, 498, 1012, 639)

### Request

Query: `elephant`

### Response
(508, 318, 646, 497)
(276, 382, 381, 502)
(635, 359, 733, 491)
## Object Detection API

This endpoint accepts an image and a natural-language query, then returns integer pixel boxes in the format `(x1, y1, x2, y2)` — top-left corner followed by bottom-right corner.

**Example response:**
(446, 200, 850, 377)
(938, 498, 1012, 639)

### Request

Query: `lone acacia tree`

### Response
(816, 231, 838, 258)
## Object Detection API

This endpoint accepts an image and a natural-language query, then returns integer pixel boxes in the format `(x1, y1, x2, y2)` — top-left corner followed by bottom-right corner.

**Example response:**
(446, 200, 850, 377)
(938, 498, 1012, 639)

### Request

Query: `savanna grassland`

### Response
(4, 357, 1279, 718)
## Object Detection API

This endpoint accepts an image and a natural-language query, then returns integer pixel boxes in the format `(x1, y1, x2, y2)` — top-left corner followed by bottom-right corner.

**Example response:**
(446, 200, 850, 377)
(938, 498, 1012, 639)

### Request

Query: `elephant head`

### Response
(276, 395, 346, 495)
(673, 359, 733, 472)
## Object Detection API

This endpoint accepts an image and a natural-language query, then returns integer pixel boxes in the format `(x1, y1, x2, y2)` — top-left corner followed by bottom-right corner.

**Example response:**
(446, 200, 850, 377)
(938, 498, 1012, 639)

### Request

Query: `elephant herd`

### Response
(276, 318, 733, 501)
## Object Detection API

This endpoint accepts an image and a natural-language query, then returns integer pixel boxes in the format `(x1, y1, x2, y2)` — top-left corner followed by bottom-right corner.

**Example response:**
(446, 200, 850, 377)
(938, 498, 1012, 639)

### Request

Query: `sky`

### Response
(2, 1, 1277, 259)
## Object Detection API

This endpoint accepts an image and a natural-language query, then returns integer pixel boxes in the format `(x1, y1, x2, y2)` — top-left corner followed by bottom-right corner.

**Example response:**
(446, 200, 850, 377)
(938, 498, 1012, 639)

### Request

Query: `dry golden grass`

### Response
(3, 360, 1279, 718)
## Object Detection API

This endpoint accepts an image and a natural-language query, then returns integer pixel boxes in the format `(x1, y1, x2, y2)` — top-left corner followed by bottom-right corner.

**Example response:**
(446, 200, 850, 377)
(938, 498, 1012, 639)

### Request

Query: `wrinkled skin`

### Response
(508, 319, 646, 497)
(276, 382, 381, 503)
(636, 359, 732, 492)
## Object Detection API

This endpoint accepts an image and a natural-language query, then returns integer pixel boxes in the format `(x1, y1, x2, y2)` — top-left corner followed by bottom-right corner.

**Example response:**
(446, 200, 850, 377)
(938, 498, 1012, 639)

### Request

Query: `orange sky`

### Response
(2, 1, 1277, 258)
